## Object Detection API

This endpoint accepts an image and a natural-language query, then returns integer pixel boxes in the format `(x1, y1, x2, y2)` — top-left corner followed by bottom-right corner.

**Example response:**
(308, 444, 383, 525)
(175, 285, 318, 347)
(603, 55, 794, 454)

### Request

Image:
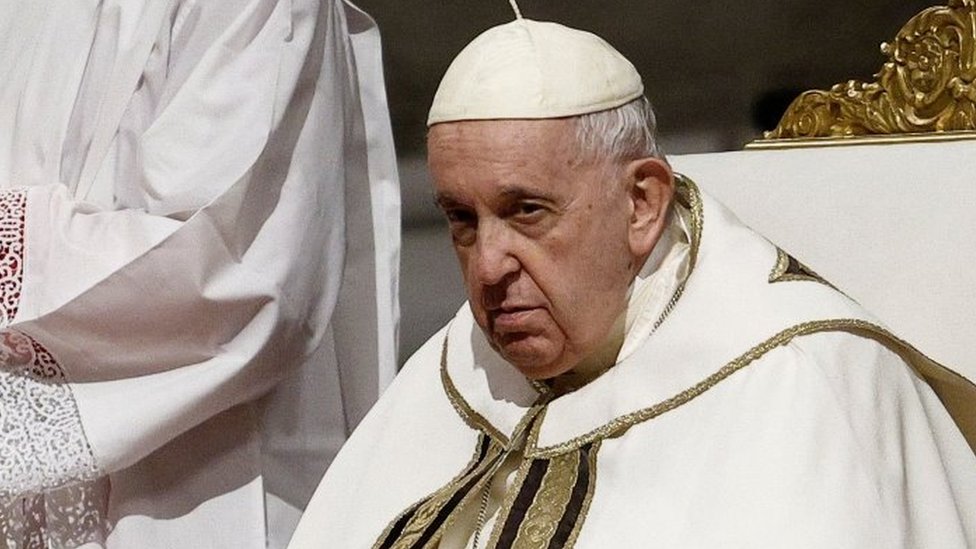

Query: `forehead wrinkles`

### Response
(432, 125, 622, 212)
(429, 120, 578, 169)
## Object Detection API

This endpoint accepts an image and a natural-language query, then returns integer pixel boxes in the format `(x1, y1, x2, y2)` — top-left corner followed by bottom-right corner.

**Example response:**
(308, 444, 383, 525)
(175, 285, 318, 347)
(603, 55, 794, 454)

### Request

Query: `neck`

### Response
(546, 312, 626, 395)
(544, 207, 691, 395)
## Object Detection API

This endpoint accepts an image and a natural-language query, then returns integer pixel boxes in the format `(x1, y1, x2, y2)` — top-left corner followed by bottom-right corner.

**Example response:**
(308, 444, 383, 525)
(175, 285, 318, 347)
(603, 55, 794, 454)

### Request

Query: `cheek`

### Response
(541, 239, 632, 341)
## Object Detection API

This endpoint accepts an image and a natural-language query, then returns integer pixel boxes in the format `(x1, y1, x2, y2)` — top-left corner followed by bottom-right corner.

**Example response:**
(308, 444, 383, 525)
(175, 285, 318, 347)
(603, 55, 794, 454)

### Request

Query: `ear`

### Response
(625, 157, 674, 259)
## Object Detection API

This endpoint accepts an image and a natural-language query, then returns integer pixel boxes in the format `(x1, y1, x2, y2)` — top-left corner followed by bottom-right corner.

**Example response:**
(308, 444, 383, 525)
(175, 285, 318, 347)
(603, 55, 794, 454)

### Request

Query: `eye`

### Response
(512, 201, 548, 222)
(443, 208, 477, 246)
(444, 208, 475, 226)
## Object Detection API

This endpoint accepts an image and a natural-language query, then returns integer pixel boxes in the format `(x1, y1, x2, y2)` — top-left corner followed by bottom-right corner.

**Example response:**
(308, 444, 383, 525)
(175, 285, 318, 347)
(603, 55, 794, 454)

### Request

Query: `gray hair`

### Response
(574, 96, 664, 167)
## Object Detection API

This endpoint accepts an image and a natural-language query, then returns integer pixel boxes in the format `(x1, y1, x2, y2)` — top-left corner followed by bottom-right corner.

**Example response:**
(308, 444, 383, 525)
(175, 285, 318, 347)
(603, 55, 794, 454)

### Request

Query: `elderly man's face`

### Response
(428, 119, 666, 379)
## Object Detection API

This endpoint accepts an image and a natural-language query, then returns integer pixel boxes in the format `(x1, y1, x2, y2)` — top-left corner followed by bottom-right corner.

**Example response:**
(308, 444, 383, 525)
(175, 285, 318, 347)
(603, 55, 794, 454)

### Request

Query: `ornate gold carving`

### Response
(764, 0, 976, 141)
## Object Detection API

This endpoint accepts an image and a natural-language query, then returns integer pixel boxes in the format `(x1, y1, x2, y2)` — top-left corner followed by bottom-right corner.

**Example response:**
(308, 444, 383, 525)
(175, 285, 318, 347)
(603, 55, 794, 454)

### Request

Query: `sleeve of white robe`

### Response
(0, 0, 397, 502)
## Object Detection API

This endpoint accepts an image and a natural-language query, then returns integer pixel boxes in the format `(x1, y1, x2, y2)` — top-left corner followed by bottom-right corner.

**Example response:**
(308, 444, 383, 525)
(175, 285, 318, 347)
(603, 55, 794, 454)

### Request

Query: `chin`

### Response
(498, 343, 570, 380)
(485, 327, 573, 379)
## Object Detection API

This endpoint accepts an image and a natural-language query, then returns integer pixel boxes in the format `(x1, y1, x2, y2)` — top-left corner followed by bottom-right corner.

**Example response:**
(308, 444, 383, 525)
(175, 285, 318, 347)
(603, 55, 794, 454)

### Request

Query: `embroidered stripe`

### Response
(375, 435, 497, 549)
(546, 444, 596, 549)
(494, 459, 548, 549)
(379, 502, 421, 549)
(409, 465, 490, 549)
(506, 451, 579, 548)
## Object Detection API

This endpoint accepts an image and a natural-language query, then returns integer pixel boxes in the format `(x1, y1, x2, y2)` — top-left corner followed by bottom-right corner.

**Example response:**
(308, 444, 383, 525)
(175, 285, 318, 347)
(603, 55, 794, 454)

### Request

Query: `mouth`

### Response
(490, 305, 543, 332)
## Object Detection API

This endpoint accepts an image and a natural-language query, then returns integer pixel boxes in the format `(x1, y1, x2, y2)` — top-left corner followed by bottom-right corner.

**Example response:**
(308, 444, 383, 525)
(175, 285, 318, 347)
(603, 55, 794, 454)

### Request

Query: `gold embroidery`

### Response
(482, 445, 537, 549)
(372, 435, 502, 549)
(673, 175, 703, 272)
(561, 440, 600, 549)
(384, 363, 552, 549)
(391, 453, 499, 549)
(440, 324, 553, 450)
(768, 248, 834, 288)
(467, 423, 538, 549)
(430, 452, 512, 549)
(441, 365, 509, 446)
(510, 452, 580, 548)
(645, 174, 703, 335)
(526, 318, 976, 458)
(482, 425, 602, 549)
(440, 330, 512, 446)
(843, 323, 976, 453)
(392, 502, 440, 548)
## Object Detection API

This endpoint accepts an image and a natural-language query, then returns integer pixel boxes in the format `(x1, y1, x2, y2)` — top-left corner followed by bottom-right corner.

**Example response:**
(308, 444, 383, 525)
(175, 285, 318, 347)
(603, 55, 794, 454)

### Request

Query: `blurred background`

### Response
(351, 0, 938, 362)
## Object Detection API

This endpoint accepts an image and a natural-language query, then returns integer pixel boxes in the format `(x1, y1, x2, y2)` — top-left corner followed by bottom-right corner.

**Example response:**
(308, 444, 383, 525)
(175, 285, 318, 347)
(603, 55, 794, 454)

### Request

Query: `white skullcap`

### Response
(427, 19, 644, 126)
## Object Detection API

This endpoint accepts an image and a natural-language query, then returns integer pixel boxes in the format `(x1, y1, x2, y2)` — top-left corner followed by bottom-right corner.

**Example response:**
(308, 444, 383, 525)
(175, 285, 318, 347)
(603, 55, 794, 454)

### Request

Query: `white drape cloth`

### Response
(0, 0, 399, 547)
(670, 142, 976, 380)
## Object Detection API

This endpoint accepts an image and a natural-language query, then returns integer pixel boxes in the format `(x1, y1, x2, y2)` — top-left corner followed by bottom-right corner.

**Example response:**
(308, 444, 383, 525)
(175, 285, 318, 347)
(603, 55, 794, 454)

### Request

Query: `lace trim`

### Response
(0, 329, 104, 547)
(0, 189, 26, 326)
(0, 190, 108, 547)
(0, 330, 100, 503)
(1, 479, 111, 548)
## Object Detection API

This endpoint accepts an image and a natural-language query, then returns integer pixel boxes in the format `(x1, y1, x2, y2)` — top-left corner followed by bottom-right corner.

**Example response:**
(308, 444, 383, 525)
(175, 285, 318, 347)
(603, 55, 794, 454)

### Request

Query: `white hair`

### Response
(574, 96, 664, 166)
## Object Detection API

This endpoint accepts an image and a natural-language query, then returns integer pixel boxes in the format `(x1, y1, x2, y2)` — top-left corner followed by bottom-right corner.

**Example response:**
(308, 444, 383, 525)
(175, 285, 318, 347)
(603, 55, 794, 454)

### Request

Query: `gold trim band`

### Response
(527, 318, 976, 458)
(748, 131, 976, 150)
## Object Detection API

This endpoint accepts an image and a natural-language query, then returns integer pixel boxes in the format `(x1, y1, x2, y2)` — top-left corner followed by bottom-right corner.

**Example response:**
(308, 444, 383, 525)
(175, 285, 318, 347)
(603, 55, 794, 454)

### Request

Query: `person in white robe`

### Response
(288, 11, 976, 549)
(0, 0, 399, 547)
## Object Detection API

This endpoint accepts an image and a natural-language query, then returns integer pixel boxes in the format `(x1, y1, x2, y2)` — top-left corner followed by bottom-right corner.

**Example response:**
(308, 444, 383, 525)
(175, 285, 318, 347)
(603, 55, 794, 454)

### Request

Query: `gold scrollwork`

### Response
(763, 0, 976, 141)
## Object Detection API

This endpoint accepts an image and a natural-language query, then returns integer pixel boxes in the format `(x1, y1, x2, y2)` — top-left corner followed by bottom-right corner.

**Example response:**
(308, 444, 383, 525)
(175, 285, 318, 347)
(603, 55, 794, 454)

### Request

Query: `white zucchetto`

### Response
(427, 18, 644, 126)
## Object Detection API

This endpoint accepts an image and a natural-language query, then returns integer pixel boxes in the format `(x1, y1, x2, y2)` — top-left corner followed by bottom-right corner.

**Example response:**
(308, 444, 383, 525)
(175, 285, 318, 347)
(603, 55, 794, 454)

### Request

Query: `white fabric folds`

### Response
(0, 0, 399, 547)
(290, 179, 976, 549)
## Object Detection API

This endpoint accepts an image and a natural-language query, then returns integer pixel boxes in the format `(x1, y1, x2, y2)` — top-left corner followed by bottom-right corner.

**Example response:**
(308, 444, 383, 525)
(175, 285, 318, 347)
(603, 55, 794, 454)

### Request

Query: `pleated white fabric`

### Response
(0, 0, 399, 547)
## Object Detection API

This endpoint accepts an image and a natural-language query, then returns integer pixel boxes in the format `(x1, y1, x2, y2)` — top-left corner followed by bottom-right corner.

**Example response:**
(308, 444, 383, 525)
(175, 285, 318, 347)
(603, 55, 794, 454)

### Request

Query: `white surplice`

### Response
(0, 0, 399, 547)
(289, 177, 976, 549)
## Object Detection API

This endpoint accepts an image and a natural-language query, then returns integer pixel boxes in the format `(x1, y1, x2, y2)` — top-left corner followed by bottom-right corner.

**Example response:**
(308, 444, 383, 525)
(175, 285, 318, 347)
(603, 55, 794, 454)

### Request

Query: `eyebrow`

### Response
(434, 184, 555, 210)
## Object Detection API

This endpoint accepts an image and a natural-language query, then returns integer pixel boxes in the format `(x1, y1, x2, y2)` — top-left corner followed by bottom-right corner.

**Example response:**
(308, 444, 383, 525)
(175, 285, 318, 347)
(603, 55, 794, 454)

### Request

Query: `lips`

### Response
(490, 306, 544, 332)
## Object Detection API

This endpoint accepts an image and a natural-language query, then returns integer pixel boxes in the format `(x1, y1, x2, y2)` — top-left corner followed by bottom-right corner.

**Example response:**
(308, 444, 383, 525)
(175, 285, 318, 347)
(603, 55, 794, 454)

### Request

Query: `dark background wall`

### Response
(359, 0, 935, 154)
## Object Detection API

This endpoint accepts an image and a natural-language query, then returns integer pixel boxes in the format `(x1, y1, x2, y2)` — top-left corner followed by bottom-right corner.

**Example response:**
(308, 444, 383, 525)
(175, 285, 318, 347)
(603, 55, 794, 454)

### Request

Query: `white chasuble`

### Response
(290, 177, 976, 549)
(0, 0, 399, 547)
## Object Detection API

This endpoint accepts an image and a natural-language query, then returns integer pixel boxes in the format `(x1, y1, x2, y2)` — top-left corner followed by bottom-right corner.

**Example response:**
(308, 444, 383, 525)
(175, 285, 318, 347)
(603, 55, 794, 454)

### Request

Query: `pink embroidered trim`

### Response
(0, 329, 99, 503)
(0, 189, 105, 546)
(0, 329, 67, 380)
(0, 189, 26, 327)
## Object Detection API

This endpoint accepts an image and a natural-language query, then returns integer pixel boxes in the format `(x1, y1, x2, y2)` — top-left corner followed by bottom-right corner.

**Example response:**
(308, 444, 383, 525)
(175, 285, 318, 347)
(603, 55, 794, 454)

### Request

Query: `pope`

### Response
(289, 8, 976, 549)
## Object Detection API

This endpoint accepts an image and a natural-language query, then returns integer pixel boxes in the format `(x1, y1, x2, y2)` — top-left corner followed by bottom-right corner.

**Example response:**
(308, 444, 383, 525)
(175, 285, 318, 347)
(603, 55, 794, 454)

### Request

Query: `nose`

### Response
(472, 221, 520, 288)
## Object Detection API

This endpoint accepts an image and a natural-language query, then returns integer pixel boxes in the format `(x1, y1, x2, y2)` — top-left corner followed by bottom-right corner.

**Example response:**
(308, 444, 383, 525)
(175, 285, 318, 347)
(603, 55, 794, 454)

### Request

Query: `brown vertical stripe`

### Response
(375, 435, 493, 549)
(545, 444, 593, 548)
(495, 459, 549, 549)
